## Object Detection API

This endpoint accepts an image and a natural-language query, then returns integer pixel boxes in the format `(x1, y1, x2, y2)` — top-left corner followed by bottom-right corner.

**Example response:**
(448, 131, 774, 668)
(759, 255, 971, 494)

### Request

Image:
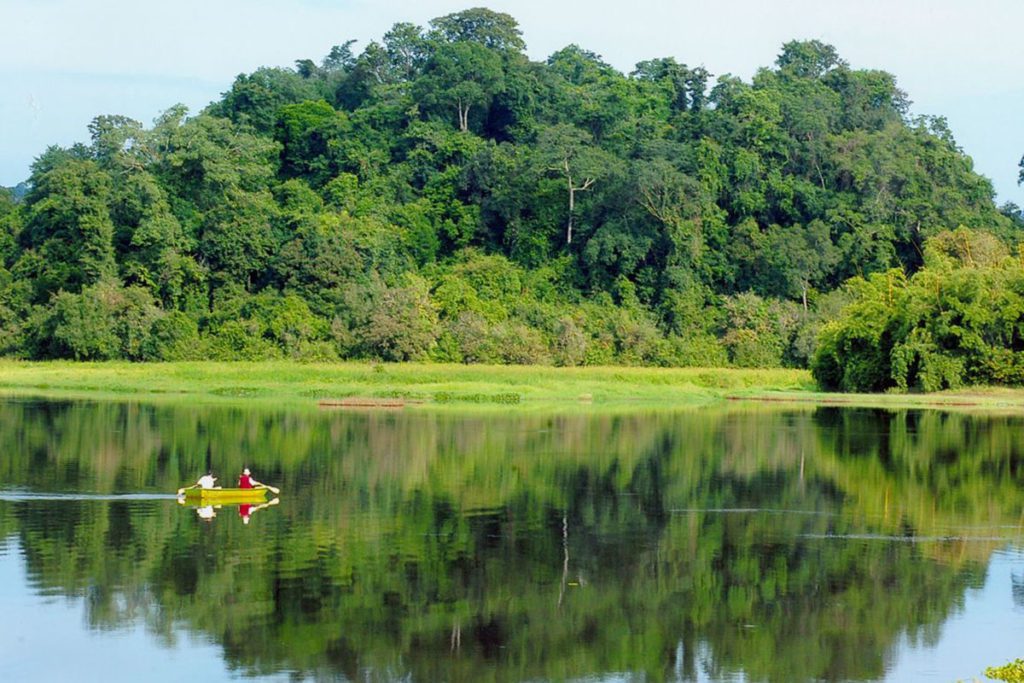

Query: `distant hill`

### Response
(0, 8, 1019, 373)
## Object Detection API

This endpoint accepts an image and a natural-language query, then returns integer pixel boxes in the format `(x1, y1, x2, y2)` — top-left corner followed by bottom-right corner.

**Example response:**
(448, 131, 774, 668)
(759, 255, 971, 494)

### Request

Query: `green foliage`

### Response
(812, 270, 904, 391)
(41, 280, 162, 360)
(720, 292, 798, 368)
(813, 233, 1024, 392)
(433, 390, 520, 404)
(205, 290, 328, 360)
(142, 310, 201, 360)
(988, 659, 1024, 683)
(1, 13, 1017, 376)
(22, 156, 117, 300)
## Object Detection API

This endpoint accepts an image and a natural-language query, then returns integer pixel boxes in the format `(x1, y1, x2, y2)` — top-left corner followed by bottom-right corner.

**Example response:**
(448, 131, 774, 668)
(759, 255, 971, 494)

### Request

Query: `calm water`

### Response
(1, 398, 1024, 682)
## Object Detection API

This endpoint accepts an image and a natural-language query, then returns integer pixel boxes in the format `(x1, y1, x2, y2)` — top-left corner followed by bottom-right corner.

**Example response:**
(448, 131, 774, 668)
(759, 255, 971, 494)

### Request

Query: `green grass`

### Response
(5, 360, 1024, 413)
(0, 360, 813, 410)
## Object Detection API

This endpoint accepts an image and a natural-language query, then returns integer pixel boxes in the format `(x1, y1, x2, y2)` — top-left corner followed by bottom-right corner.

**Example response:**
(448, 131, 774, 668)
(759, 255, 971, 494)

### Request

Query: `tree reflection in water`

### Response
(0, 398, 1022, 681)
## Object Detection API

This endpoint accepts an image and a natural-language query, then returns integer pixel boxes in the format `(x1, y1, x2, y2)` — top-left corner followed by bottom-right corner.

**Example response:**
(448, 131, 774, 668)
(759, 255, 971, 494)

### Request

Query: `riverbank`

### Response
(0, 360, 811, 409)
(3, 360, 1024, 412)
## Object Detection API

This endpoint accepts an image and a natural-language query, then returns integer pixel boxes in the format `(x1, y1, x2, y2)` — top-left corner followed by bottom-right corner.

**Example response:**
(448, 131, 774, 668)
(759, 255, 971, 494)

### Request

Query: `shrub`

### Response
(987, 659, 1024, 683)
(142, 311, 201, 361)
(45, 280, 162, 360)
(553, 317, 586, 367)
(360, 274, 439, 361)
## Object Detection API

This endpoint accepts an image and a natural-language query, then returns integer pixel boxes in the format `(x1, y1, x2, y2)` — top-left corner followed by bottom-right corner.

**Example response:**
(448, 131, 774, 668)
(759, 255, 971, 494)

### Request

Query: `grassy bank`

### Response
(0, 360, 813, 410)
(4, 361, 1024, 413)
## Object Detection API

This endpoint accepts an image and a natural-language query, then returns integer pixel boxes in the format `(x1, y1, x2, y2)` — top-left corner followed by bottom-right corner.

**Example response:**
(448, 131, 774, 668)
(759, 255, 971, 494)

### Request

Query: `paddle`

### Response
(177, 483, 199, 496)
(256, 482, 281, 495)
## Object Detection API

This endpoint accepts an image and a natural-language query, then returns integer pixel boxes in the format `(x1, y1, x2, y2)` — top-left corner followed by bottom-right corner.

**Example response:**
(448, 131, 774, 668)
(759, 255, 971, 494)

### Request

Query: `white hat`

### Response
(243, 468, 250, 475)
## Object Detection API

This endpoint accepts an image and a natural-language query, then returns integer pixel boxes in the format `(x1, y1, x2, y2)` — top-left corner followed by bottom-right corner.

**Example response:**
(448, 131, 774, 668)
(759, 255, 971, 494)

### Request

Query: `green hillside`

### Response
(0, 8, 1019, 385)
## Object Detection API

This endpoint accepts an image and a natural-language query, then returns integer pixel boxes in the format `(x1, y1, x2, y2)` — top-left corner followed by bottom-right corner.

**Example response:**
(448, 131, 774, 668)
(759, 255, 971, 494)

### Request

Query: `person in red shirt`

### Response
(238, 467, 255, 489)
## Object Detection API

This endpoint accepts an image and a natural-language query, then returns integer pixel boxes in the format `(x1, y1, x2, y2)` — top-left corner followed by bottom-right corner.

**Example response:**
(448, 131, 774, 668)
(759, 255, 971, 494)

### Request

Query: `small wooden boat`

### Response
(180, 487, 269, 504)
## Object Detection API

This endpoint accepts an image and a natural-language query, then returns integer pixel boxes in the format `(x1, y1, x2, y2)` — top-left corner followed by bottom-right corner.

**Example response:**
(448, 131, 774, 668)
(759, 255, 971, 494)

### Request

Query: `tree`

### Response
(762, 221, 838, 311)
(383, 22, 428, 81)
(416, 40, 504, 132)
(537, 124, 612, 245)
(41, 279, 162, 360)
(321, 40, 358, 72)
(776, 40, 845, 79)
(112, 171, 201, 309)
(634, 158, 707, 270)
(428, 8, 525, 53)
(351, 274, 439, 361)
(0, 18, 1019, 371)
(88, 115, 144, 170)
(275, 99, 352, 184)
(22, 156, 117, 300)
(631, 58, 709, 114)
(210, 68, 320, 133)
(811, 270, 904, 391)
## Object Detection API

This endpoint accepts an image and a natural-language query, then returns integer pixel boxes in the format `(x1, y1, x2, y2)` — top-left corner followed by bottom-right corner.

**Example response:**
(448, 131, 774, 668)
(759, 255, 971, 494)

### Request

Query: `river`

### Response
(1, 397, 1023, 681)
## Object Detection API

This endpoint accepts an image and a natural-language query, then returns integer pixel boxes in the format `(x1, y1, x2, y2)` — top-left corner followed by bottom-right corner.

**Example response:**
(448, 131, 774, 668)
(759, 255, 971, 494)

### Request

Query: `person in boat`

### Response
(196, 471, 218, 489)
(237, 467, 265, 489)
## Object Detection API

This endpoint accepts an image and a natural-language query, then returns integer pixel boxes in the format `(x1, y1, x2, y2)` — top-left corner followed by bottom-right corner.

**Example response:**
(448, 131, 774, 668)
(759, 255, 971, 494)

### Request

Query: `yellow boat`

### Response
(180, 487, 269, 504)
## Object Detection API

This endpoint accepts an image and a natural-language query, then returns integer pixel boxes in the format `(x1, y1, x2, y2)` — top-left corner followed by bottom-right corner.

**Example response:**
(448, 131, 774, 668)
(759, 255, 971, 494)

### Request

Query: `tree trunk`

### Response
(567, 175, 575, 245)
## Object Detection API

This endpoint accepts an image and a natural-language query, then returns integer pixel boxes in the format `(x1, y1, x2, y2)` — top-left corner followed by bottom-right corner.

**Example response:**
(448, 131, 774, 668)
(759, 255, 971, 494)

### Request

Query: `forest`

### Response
(2, 8, 1023, 390)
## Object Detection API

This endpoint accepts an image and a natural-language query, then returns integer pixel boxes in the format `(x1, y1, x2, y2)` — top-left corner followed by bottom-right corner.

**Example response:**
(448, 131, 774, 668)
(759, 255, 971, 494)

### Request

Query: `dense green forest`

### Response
(2, 8, 1022, 381)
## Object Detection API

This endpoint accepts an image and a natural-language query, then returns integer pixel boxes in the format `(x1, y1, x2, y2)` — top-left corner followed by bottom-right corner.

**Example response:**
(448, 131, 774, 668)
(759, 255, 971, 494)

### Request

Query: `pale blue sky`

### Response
(2, 0, 1022, 206)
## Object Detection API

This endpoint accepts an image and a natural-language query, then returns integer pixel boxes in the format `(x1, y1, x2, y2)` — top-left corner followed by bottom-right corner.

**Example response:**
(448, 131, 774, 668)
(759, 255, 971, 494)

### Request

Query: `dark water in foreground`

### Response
(1, 398, 1024, 682)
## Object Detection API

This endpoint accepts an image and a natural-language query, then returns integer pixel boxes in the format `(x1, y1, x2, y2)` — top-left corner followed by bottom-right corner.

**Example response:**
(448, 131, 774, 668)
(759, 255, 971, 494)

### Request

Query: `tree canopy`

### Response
(2, 10, 1020, 383)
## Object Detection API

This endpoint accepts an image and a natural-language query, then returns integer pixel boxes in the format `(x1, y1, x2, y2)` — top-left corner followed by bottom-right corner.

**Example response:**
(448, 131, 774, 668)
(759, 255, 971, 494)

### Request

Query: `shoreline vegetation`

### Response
(5, 360, 1024, 413)
(2, 8, 1023, 398)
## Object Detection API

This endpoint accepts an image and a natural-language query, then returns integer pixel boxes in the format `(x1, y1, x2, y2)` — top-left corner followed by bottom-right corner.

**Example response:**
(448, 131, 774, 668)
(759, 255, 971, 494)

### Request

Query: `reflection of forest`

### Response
(1, 399, 1021, 681)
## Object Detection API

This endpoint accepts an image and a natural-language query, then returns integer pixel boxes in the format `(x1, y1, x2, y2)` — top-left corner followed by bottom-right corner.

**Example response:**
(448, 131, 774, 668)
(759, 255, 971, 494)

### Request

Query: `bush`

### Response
(720, 293, 789, 368)
(448, 311, 498, 364)
(45, 280, 161, 360)
(142, 311, 201, 360)
(204, 290, 328, 360)
(359, 274, 439, 361)
(664, 334, 729, 367)
(206, 320, 283, 361)
(987, 659, 1024, 683)
(810, 271, 903, 391)
(493, 322, 551, 365)
(553, 317, 586, 367)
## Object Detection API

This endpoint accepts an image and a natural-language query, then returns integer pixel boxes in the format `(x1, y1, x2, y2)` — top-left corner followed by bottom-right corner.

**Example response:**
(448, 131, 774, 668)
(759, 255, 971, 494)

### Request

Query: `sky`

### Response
(1, 0, 1022, 205)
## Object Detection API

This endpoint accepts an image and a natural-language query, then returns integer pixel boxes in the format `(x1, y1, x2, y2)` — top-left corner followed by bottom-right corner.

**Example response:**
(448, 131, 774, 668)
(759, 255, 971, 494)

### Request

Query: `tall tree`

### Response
(416, 41, 504, 132)
(537, 124, 612, 245)
(428, 8, 525, 53)
(22, 155, 117, 300)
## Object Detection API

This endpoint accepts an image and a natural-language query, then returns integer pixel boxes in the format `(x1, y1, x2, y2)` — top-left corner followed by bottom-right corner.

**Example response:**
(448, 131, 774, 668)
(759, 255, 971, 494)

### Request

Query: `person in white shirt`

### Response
(177, 471, 219, 497)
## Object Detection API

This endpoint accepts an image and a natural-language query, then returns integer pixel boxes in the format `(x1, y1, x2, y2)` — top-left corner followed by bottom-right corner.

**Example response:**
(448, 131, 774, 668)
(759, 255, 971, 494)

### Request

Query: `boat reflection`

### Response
(177, 496, 280, 523)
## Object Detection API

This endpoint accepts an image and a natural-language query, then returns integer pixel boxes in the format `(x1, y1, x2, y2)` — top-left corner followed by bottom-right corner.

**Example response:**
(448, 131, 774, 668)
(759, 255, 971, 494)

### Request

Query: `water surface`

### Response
(1, 398, 1023, 682)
